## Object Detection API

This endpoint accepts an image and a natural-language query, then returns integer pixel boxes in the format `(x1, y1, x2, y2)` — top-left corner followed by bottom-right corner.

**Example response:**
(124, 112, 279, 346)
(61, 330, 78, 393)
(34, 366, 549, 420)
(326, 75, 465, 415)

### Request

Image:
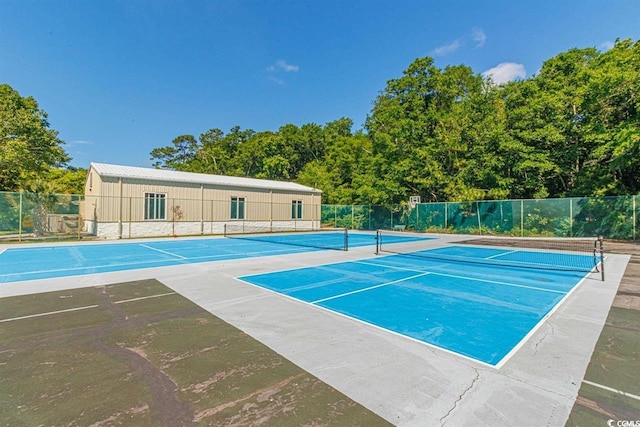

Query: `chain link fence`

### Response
(322, 196, 639, 240)
(0, 191, 83, 241)
(1, 192, 638, 241)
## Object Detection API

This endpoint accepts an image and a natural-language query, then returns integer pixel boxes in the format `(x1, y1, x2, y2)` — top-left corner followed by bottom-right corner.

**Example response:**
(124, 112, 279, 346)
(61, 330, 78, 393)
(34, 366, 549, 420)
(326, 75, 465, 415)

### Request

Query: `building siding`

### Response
(83, 163, 322, 238)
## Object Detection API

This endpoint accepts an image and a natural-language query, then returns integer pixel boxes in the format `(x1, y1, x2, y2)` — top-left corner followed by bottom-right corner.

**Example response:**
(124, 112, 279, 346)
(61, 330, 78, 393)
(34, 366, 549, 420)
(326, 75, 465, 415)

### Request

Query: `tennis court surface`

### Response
(239, 240, 602, 367)
(0, 231, 429, 283)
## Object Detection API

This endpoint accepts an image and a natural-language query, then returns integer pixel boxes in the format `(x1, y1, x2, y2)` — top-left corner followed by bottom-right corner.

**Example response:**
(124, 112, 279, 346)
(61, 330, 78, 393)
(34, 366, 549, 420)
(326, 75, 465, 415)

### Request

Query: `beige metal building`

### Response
(83, 162, 322, 239)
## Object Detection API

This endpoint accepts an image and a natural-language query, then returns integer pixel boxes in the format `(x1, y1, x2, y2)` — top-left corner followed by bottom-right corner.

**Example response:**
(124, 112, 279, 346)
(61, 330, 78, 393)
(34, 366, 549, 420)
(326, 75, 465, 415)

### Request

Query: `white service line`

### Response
(486, 250, 519, 259)
(114, 292, 177, 304)
(583, 379, 640, 401)
(0, 292, 179, 323)
(0, 305, 100, 323)
(139, 244, 188, 259)
(355, 259, 566, 294)
(311, 272, 432, 304)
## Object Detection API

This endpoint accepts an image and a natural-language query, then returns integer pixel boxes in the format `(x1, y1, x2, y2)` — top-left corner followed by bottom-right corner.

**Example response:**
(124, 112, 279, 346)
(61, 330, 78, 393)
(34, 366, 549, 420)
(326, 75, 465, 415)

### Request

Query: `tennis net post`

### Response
(597, 236, 605, 281)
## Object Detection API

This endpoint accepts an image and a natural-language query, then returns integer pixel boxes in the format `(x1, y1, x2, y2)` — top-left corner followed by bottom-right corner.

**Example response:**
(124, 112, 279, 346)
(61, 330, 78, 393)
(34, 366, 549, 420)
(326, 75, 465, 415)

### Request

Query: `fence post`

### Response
(569, 198, 573, 237)
(634, 195, 637, 241)
(476, 201, 482, 235)
(128, 197, 132, 239)
(18, 191, 23, 242)
(520, 199, 524, 237)
(445, 202, 448, 229)
(351, 204, 354, 230)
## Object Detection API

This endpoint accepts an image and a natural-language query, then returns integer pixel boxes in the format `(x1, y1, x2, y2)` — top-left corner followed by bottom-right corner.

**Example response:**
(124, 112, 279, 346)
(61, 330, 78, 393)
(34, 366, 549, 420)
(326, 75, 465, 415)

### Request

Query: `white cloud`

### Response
(275, 60, 299, 72)
(432, 28, 485, 56)
(433, 40, 461, 56)
(265, 60, 299, 85)
(471, 28, 486, 47)
(482, 62, 526, 84)
(267, 60, 300, 73)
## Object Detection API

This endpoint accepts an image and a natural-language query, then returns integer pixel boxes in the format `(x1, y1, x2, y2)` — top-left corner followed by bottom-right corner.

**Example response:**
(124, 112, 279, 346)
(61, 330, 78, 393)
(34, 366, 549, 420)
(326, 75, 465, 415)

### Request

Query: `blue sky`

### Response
(1, 0, 639, 169)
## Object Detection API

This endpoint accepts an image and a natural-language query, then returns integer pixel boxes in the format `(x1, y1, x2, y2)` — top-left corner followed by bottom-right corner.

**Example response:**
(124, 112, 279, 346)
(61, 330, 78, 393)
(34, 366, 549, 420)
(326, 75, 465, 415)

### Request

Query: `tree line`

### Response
(150, 39, 640, 204)
(2, 39, 638, 203)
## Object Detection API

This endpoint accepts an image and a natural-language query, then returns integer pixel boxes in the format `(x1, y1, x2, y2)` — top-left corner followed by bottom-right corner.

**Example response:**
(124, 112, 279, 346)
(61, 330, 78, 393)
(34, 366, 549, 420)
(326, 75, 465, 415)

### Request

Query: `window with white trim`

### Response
(291, 200, 303, 219)
(144, 192, 166, 220)
(230, 196, 245, 219)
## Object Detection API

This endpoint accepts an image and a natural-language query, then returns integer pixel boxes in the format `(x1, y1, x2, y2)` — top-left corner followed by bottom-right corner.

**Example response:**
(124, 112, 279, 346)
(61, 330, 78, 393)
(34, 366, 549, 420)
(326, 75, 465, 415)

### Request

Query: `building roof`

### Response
(89, 162, 321, 193)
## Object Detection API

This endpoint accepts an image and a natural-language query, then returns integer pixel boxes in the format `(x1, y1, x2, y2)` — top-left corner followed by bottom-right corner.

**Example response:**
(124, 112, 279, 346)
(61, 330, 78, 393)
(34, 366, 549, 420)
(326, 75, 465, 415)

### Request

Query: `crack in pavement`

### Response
(533, 322, 555, 354)
(439, 367, 480, 425)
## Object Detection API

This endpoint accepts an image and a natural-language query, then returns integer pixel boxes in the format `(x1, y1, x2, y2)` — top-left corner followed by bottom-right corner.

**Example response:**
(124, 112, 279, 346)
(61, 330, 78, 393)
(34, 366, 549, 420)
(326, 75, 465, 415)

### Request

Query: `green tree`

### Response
(149, 134, 200, 170)
(46, 167, 87, 194)
(578, 39, 640, 195)
(366, 57, 512, 203)
(0, 84, 70, 191)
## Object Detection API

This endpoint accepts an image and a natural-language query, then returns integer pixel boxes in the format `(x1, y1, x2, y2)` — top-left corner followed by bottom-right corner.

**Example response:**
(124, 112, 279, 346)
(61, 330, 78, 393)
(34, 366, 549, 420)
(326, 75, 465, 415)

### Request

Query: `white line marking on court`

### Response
(0, 305, 100, 323)
(0, 293, 178, 323)
(0, 247, 303, 282)
(431, 271, 567, 294)
(310, 272, 432, 304)
(237, 275, 498, 369)
(114, 292, 176, 304)
(486, 250, 518, 259)
(583, 379, 640, 401)
(494, 272, 592, 369)
(355, 260, 424, 273)
(0, 259, 178, 278)
(139, 244, 187, 259)
(355, 260, 566, 294)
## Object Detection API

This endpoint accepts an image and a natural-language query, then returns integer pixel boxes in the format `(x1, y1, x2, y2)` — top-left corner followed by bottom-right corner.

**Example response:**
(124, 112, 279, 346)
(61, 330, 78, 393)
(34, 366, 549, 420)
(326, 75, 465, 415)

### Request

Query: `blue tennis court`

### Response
(0, 232, 431, 283)
(238, 245, 599, 367)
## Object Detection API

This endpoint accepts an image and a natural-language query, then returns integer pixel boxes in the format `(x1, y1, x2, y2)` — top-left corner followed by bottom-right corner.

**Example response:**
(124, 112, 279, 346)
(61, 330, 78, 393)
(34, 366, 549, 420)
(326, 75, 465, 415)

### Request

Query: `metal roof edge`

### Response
(88, 162, 322, 193)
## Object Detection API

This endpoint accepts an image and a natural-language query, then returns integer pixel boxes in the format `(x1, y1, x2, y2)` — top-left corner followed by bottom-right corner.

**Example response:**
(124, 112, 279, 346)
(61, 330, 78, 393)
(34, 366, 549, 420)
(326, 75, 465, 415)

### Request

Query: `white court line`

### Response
(310, 272, 432, 304)
(0, 305, 100, 323)
(0, 292, 179, 323)
(583, 379, 640, 401)
(355, 260, 566, 294)
(486, 250, 519, 259)
(114, 292, 177, 304)
(139, 244, 188, 259)
(0, 258, 182, 278)
(0, 247, 303, 281)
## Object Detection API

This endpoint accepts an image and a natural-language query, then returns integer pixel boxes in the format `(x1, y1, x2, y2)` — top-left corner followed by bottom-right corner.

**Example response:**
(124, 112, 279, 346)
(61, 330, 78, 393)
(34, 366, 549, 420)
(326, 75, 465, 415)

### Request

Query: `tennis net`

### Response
(375, 230, 604, 279)
(224, 224, 349, 251)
